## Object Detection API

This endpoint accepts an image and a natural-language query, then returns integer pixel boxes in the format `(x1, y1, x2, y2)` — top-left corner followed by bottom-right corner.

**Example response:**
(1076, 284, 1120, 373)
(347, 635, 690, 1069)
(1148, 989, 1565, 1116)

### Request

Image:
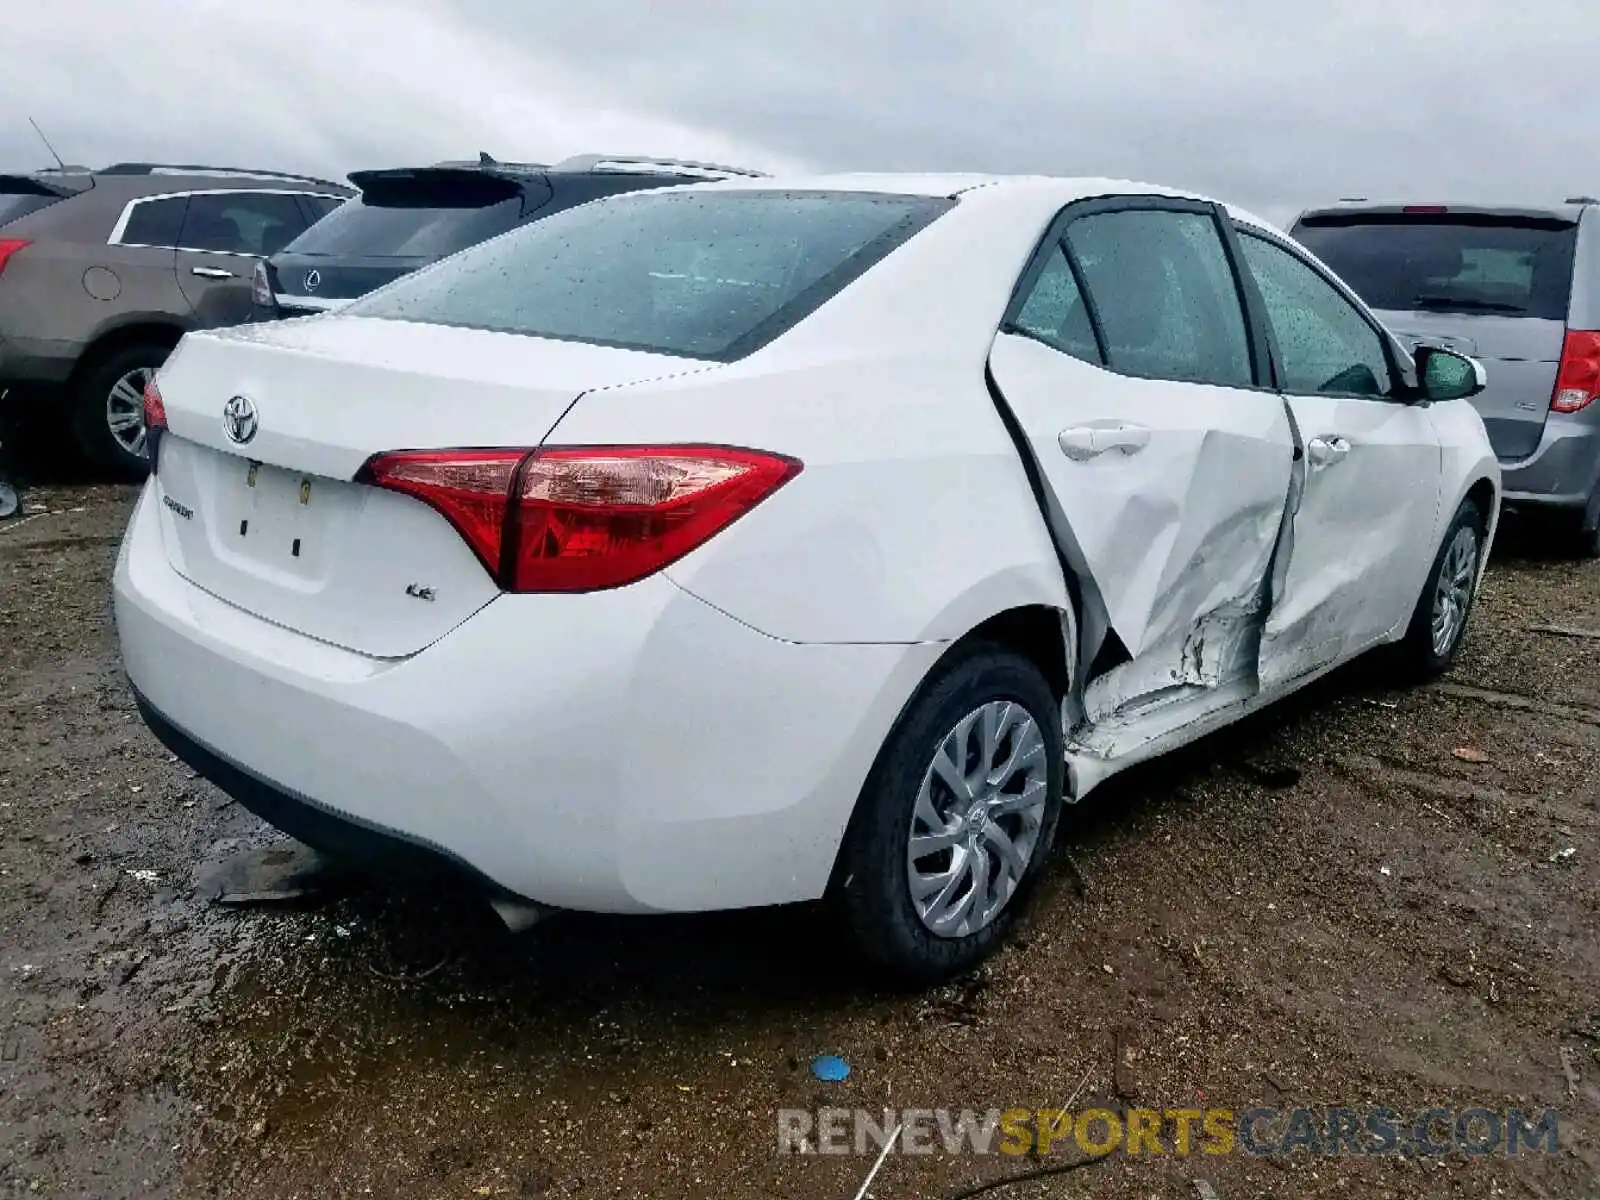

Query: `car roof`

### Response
(1295, 199, 1596, 224)
(345, 154, 770, 189)
(4, 163, 353, 198)
(690, 171, 1279, 229)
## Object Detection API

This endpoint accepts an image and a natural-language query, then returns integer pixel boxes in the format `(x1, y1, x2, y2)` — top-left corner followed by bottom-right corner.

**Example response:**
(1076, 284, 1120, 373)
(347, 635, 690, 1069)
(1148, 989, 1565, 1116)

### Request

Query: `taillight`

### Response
(142, 379, 167, 431)
(142, 379, 167, 470)
(360, 445, 802, 593)
(251, 260, 276, 311)
(1551, 330, 1600, 413)
(0, 238, 29, 277)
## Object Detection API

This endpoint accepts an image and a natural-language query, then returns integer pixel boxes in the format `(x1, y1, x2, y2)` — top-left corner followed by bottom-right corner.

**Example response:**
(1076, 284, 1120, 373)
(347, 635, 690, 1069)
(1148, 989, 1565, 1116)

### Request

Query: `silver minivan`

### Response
(1291, 200, 1600, 554)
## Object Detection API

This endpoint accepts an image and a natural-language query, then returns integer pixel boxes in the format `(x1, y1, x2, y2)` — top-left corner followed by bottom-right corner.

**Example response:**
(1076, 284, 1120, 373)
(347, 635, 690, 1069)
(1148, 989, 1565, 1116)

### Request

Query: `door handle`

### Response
(1058, 421, 1151, 461)
(190, 266, 234, 279)
(1306, 436, 1351, 467)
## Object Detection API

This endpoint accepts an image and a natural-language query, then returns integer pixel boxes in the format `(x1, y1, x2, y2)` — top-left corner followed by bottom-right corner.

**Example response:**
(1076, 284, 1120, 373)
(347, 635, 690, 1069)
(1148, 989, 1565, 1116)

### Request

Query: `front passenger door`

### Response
(1236, 229, 1444, 688)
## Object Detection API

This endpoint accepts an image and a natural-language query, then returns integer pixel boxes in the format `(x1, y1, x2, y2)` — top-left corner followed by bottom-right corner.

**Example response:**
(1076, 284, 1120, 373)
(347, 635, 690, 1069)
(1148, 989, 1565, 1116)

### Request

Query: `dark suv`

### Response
(0, 162, 353, 469)
(252, 153, 767, 318)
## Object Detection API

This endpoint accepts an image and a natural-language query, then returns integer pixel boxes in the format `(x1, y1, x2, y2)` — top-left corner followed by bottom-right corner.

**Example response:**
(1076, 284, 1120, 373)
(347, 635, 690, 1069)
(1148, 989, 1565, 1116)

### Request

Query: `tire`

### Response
(0, 477, 19, 520)
(1576, 518, 1600, 560)
(837, 641, 1066, 984)
(1393, 498, 1487, 681)
(70, 343, 170, 474)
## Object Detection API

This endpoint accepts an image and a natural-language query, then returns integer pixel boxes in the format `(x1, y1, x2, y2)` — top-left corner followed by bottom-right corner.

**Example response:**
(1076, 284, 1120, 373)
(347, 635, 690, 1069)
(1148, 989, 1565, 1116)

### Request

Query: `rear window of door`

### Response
(116, 196, 188, 248)
(1292, 213, 1578, 320)
(1007, 243, 1101, 362)
(1238, 231, 1394, 398)
(178, 192, 310, 256)
(1058, 208, 1256, 388)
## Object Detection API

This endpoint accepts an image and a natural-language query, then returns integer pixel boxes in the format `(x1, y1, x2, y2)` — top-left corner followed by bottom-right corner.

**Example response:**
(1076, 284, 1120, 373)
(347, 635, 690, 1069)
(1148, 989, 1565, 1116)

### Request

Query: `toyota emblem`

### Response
(222, 395, 259, 445)
(303, 269, 321, 293)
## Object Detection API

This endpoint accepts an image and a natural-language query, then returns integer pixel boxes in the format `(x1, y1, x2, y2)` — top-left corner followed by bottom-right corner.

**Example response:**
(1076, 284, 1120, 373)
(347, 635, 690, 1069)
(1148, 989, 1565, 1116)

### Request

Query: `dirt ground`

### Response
(3, 483, 1599, 1200)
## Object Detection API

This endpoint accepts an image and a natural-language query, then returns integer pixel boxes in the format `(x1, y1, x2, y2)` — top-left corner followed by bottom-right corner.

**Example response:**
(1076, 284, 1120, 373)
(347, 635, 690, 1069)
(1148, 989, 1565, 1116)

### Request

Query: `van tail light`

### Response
(0, 239, 29, 277)
(359, 445, 802, 592)
(1551, 330, 1600, 413)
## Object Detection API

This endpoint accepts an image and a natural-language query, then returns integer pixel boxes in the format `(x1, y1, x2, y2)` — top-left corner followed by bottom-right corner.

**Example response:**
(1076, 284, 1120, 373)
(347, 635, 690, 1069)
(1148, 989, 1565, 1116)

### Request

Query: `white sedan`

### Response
(115, 173, 1499, 982)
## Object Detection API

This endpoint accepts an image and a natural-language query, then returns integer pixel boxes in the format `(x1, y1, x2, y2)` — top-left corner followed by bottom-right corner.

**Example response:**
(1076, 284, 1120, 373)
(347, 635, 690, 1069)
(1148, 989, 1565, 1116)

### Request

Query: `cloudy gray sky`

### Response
(6, 0, 1596, 228)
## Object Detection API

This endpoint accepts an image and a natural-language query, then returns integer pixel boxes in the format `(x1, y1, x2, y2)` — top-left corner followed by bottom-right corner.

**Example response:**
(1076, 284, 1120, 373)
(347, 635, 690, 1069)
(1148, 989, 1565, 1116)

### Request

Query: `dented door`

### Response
(1235, 230, 1444, 687)
(988, 201, 1296, 672)
(1259, 394, 1441, 684)
(990, 334, 1295, 664)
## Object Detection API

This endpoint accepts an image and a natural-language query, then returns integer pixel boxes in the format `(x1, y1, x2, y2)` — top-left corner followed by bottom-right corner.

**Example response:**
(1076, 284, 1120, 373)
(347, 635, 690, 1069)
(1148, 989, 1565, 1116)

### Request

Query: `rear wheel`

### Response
(1392, 499, 1485, 680)
(837, 643, 1065, 984)
(70, 343, 170, 474)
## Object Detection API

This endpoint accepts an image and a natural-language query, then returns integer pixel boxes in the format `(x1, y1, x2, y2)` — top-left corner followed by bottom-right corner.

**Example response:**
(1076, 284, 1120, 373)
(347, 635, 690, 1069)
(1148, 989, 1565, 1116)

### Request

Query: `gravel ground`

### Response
(2, 484, 1598, 1199)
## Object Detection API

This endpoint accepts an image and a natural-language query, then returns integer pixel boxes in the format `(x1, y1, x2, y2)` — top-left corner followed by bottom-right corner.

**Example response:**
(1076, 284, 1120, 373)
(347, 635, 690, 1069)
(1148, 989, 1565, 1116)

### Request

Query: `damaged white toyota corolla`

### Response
(115, 174, 1500, 982)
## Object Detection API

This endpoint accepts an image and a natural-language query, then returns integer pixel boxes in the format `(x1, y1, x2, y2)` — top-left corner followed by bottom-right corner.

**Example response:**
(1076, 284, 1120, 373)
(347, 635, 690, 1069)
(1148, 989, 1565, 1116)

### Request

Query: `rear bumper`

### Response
(113, 483, 939, 913)
(133, 685, 513, 894)
(1499, 414, 1600, 512)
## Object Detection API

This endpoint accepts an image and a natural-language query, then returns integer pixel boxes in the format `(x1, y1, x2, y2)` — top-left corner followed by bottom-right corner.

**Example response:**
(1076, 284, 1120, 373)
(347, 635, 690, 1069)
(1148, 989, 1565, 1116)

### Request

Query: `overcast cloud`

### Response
(6, 0, 1596, 228)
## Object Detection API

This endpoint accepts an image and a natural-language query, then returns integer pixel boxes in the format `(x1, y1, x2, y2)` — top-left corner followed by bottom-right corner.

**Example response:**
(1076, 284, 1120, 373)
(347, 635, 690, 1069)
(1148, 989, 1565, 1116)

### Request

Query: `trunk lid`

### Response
(1374, 308, 1565, 460)
(150, 316, 706, 657)
(268, 252, 423, 310)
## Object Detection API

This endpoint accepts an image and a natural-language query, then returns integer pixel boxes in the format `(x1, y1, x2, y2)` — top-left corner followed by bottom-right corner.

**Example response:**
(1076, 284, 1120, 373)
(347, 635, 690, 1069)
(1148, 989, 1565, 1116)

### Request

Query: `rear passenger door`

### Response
(988, 198, 1297, 687)
(102, 194, 190, 320)
(175, 191, 315, 327)
(1233, 227, 1444, 686)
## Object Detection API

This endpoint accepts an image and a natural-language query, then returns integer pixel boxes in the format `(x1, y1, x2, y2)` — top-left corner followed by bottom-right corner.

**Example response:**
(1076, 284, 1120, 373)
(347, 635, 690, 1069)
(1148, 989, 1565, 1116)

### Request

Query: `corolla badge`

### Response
(222, 395, 259, 445)
(303, 269, 321, 293)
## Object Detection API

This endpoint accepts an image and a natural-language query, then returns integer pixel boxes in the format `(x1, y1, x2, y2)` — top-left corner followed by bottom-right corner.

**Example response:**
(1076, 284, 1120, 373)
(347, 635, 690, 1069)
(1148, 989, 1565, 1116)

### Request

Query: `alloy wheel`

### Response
(1430, 523, 1479, 657)
(105, 367, 153, 459)
(907, 700, 1049, 938)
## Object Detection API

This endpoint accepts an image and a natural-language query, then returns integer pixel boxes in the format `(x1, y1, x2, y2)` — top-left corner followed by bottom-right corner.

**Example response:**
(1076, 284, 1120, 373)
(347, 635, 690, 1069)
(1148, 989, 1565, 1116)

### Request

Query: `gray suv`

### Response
(1291, 200, 1600, 553)
(0, 162, 353, 470)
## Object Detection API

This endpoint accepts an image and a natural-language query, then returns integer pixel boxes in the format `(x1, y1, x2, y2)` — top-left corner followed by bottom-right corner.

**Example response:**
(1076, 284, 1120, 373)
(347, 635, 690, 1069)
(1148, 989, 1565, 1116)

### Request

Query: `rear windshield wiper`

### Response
(1410, 294, 1528, 315)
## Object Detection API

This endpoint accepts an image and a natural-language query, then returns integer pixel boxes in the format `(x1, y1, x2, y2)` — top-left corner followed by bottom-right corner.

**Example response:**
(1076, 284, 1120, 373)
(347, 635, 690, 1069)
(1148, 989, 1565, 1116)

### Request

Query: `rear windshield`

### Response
(283, 194, 523, 259)
(1292, 213, 1578, 320)
(0, 193, 63, 227)
(347, 189, 953, 361)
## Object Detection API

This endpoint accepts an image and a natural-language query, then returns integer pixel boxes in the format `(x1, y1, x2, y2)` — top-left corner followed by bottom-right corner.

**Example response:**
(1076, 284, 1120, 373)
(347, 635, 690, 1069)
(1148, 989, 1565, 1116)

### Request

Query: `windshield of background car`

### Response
(345, 189, 955, 361)
(1292, 212, 1578, 320)
(283, 193, 524, 259)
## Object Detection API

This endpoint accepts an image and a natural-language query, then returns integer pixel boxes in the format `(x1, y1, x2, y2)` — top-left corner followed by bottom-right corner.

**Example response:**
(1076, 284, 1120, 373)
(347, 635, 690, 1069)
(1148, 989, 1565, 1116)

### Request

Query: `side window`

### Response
(301, 194, 344, 222)
(1238, 233, 1393, 398)
(1009, 244, 1100, 363)
(178, 193, 310, 256)
(1064, 209, 1254, 388)
(117, 196, 187, 248)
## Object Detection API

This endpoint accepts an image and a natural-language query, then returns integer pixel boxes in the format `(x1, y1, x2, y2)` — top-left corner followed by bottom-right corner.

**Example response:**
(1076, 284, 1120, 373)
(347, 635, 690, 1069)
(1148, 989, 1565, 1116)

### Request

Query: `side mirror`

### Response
(1416, 344, 1486, 402)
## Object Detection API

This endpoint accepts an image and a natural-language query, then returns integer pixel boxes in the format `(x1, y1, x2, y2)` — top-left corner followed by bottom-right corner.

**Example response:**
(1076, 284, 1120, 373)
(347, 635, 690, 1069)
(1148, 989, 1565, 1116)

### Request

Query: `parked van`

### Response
(1291, 200, 1600, 554)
